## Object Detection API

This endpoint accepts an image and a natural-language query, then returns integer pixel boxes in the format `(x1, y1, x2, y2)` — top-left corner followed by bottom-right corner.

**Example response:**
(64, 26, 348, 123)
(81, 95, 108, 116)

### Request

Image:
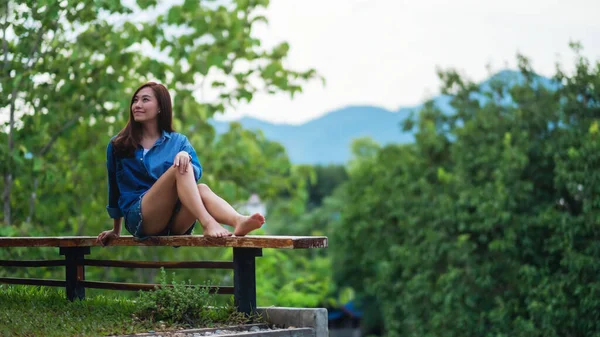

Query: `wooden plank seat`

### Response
(0, 235, 328, 315)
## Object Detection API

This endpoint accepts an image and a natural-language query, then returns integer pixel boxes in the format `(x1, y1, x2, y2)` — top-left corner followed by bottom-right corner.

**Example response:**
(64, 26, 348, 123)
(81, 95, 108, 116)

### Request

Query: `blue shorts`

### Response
(124, 192, 196, 240)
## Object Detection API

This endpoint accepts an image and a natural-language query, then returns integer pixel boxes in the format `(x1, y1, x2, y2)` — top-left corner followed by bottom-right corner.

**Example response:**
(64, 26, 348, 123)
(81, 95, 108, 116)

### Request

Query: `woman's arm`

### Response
(106, 140, 123, 218)
(112, 217, 122, 234)
(98, 140, 123, 246)
(180, 136, 203, 181)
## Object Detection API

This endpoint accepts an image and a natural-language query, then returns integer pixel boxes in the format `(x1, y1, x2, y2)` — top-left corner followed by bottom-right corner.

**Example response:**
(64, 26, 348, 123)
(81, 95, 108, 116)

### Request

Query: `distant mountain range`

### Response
(211, 105, 419, 164)
(210, 70, 556, 165)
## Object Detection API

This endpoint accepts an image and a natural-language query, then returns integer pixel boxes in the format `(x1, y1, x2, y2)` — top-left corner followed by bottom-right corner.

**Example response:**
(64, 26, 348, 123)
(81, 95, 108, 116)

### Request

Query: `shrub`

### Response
(135, 268, 248, 327)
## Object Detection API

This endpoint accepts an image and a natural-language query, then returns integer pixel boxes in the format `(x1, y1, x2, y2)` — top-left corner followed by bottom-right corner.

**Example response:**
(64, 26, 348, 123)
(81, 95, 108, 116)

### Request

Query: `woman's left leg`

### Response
(170, 183, 265, 236)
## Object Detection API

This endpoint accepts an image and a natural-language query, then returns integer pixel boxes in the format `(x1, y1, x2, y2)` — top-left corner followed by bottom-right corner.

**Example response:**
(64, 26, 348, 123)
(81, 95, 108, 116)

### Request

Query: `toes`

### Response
(206, 229, 231, 238)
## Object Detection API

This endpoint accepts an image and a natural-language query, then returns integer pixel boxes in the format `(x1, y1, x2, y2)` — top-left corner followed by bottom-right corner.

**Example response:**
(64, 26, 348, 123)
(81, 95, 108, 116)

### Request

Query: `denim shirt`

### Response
(106, 130, 202, 219)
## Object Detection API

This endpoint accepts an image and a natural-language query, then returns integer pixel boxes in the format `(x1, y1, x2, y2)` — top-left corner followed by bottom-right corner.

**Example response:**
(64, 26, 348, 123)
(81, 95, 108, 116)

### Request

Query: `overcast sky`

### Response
(9, 0, 597, 127)
(213, 0, 600, 124)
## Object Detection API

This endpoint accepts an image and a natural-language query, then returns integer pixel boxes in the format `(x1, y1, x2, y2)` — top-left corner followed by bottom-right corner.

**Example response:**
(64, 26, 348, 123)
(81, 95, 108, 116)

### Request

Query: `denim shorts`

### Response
(124, 192, 196, 240)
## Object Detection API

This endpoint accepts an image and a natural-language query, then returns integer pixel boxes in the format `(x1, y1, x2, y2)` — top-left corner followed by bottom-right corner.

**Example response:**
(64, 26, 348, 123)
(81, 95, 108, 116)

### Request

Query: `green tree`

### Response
(331, 45, 600, 336)
(0, 0, 322, 302)
(306, 164, 348, 210)
(1, 0, 318, 228)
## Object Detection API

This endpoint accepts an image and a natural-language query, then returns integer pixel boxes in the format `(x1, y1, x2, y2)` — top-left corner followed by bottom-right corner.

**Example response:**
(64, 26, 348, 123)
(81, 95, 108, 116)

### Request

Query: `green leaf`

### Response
(136, 0, 158, 10)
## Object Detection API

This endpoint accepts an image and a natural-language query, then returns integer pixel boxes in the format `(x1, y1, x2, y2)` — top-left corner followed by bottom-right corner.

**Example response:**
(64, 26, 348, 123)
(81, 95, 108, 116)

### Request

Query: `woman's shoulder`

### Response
(166, 131, 190, 142)
(106, 135, 117, 147)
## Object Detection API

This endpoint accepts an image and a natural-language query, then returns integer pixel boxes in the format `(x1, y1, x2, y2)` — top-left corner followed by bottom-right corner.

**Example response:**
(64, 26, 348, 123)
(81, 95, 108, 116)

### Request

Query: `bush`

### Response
(331, 47, 600, 336)
(135, 268, 248, 327)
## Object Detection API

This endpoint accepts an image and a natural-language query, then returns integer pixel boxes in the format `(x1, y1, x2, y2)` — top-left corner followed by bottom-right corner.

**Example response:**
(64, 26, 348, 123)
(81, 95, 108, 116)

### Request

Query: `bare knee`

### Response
(171, 165, 195, 179)
(197, 183, 211, 194)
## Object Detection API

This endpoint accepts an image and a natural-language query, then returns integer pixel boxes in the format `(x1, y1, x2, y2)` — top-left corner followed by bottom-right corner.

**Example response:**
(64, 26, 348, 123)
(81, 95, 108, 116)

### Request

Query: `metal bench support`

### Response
(233, 247, 262, 316)
(59, 247, 90, 301)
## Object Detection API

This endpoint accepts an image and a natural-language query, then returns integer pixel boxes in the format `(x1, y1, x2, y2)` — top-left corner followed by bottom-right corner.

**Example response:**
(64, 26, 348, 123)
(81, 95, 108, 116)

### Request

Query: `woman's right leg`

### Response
(196, 184, 265, 236)
(169, 183, 265, 236)
(140, 166, 231, 237)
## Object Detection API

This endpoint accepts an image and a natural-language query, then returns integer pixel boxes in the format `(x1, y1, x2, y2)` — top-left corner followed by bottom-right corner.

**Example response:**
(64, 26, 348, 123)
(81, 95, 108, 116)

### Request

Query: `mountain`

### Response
(210, 105, 418, 164)
(209, 70, 556, 165)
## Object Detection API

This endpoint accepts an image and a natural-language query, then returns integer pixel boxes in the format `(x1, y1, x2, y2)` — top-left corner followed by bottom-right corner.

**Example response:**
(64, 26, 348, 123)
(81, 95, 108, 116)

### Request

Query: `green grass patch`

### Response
(0, 270, 256, 337)
(0, 285, 152, 337)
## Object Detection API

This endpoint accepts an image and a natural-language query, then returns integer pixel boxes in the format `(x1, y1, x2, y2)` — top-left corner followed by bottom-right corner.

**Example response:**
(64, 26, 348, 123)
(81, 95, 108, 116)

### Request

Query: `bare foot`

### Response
(234, 213, 265, 236)
(202, 221, 232, 238)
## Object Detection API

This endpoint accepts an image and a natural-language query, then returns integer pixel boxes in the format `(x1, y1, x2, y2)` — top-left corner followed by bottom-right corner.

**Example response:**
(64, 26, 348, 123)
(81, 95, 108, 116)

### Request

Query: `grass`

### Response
(0, 285, 152, 337)
(0, 270, 258, 337)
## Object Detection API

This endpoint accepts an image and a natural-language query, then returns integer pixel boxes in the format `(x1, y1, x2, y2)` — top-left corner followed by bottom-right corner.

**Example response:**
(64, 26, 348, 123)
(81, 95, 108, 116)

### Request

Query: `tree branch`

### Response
(35, 26, 60, 68)
(38, 114, 81, 157)
(26, 25, 45, 71)
(3, 173, 11, 225)
(2, 1, 8, 72)
(8, 87, 16, 150)
(4, 87, 17, 225)
(26, 177, 39, 224)
(23, 4, 65, 75)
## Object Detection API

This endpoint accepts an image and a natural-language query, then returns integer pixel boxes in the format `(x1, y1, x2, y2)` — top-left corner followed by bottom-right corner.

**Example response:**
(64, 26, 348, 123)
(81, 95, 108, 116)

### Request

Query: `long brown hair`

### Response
(112, 82, 174, 157)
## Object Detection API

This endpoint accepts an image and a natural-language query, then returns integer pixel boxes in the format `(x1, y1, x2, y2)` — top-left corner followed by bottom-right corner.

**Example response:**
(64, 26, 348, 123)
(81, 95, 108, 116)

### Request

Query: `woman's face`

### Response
(131, 87, 159, 123)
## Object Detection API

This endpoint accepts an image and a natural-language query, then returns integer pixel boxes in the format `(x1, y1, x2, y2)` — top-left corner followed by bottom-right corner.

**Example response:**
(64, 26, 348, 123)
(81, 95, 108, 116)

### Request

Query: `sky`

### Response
(212, 0, 600, 125)
(5, 0, 599, 128)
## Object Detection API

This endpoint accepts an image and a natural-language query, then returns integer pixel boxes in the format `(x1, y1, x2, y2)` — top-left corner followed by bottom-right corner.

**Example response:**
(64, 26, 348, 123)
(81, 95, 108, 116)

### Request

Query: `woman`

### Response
(96, 82, 264, 245)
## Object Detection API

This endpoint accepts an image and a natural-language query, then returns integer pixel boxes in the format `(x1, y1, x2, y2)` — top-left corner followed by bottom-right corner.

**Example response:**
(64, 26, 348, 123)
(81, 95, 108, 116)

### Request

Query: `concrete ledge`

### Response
(114, 307, 328, 337)
(257, 307, 328, 337)
(115, 324, 314, 337)
(217, 328, 314, 337)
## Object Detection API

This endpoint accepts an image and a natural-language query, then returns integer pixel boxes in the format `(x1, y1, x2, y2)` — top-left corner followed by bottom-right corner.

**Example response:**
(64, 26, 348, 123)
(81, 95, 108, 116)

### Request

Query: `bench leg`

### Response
(59, 247, 90, 301)
(233, 247, 262, 316)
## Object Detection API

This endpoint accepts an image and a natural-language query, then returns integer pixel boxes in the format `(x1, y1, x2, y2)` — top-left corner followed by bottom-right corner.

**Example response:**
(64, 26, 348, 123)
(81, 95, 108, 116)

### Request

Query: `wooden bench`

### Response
(0, 235, 328, 315)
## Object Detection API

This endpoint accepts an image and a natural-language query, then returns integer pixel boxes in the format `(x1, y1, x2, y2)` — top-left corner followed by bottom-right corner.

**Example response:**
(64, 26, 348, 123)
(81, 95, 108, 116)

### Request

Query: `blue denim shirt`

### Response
(106, 130, 202, 219)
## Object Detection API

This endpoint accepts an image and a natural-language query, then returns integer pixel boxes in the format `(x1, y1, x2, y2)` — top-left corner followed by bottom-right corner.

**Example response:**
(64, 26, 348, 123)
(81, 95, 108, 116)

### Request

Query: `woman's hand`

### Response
(173, 151, 191, 174)
(96, 229, 120, 246)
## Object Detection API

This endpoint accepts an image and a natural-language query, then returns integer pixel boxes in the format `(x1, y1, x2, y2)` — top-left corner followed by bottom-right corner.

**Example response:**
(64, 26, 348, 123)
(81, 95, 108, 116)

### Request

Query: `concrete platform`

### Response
(115, 324, 314, 337)
(257, 307, 328, 337)
(115, 307, 328, 337)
